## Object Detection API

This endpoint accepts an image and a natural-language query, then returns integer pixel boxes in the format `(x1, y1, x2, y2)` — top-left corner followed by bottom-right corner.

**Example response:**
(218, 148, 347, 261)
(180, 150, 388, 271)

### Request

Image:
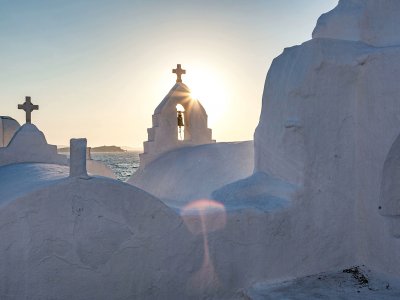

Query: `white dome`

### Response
(0, 116, 20, 147)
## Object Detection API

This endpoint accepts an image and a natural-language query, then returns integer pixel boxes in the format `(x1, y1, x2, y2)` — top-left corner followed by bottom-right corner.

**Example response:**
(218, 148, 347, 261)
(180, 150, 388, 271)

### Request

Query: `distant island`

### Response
(58, 146, 127, 153)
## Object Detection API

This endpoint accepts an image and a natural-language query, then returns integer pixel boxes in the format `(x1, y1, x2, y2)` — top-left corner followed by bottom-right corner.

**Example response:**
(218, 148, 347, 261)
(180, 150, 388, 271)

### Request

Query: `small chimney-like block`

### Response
(86, 147, 92, 160)
(70, 138, 88, 178)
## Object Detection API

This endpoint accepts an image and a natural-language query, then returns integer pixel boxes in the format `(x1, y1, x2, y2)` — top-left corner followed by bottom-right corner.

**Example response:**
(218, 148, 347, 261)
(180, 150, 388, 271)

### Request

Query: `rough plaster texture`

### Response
(0, 165, 198, 299)
(0, 163, 69, 207)
(251, 0, 400, 284)
(140, 82, 214, 168)
(0, 164, 325, 299)
(212, 172, 297, 211)
(2, 1, 400, 298)
(129, 141, 253, 208)
(0, 116, 20, 147)
(69, 138, 88, 178)
(242, 267, 400, 299)
(0, 123, 115, 178)
(313, 0, 400, 47)
(0, 124, 68, 166)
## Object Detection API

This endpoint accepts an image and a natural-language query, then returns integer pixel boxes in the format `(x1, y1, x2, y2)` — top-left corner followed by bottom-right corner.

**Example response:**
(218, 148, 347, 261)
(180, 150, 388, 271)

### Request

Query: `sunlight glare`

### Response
(185, 66, 229, 126)
(176, 103, 185, 112)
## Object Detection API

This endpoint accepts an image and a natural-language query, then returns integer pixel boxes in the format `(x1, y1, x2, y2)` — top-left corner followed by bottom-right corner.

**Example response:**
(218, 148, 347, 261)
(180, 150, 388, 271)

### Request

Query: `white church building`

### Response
(139, 64, 215, 168)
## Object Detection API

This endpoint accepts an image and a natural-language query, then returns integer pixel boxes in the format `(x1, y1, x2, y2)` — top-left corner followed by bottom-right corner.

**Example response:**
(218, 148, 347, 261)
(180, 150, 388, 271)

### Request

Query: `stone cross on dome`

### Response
(172, 64, 186, 83)
(18, 96, 39, 124)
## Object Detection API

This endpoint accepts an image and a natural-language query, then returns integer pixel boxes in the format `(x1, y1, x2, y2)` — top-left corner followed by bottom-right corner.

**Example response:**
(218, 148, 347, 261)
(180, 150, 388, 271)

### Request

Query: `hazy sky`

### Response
(0, 0, 338, 148)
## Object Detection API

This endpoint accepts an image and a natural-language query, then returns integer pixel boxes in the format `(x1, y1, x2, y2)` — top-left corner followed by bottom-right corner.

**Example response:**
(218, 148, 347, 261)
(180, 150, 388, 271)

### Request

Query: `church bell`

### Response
(177, 111, 184, 127)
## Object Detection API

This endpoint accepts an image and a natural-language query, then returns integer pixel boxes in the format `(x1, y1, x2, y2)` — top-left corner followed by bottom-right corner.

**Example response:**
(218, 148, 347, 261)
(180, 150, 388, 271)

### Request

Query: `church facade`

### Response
(140, 64, 215, 168)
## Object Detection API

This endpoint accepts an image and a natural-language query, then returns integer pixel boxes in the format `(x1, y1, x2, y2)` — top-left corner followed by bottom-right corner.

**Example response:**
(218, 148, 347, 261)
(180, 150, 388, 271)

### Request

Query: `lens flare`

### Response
(184, 66, 229, 127)
(181, 199, 227, 292)
(181, 199, 226, 235)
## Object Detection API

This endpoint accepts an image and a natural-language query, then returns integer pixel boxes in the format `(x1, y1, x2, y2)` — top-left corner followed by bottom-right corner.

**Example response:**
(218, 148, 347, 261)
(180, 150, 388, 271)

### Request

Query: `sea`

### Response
(90, 152, 141, 181)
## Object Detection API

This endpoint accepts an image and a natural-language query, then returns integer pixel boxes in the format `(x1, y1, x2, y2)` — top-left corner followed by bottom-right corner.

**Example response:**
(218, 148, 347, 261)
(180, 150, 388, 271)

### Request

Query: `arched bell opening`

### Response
(176, 104, 185, 141)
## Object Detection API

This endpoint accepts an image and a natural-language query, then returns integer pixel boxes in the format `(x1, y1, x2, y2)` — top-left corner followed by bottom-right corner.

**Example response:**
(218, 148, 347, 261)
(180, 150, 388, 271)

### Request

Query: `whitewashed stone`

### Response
(140, 80, 215, 168)
(0, 163, 349, 299)
(313, 0, 400, 47)
(0, 164, 200, 300)
(129, 141, 253, 207)
(69, 138, 88, 178)
(3, 1, 400, 299)
(252, 0, 400, 279)
(0, 116, 20, 147)
(0, 124, 67, 166)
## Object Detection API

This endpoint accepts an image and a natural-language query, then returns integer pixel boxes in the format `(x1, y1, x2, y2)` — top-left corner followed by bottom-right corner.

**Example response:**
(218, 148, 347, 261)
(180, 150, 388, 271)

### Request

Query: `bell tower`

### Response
(139, 64, 215, 168)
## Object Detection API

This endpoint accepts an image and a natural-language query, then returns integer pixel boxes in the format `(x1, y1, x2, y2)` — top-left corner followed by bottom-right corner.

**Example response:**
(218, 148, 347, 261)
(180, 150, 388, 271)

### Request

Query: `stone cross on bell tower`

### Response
(172, 64, 186, 83)
(18, 96, 39, 124)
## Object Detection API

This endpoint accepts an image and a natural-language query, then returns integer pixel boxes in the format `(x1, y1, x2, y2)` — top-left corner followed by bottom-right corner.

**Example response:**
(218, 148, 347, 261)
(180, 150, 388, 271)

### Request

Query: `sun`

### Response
(185, 66, 229, 126)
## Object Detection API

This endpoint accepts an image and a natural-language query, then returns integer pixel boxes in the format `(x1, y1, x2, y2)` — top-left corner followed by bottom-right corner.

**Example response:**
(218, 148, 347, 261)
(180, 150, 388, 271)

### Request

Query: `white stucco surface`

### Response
(2, 1, 400, 299)
(212, 172, 297, 211)
(0, 124, 68, 166)
(242, 267, 400, 299)
(69, 138, 88, 178)
(253, 0, 400, 282)
(0, 163, 197, 299)
(0, 116, 20, 147)
(0, 122, 115, 178)
(129, 141, 253, 208)
(313, 0, 400, 47)
(0, 163, 69, 207)
(140, 82, 214, 168)
(0, 163, 311, 300)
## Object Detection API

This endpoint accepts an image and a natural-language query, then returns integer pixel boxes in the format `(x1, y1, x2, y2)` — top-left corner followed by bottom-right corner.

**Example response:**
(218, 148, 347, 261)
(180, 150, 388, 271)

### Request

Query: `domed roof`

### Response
(0, 116, 20, 147)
